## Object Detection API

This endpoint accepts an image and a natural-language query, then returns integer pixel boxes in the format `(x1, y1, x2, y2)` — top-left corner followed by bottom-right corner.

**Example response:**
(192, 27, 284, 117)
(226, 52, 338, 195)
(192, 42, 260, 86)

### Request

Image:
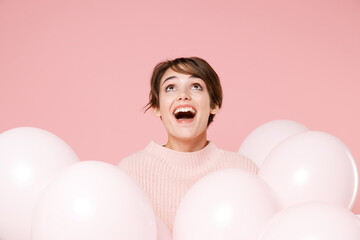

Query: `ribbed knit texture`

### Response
(117, 141, 258, 232)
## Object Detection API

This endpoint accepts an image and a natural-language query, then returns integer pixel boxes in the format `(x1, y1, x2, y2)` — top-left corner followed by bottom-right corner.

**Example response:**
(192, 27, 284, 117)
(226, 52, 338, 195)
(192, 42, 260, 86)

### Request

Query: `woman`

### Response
(118, 57, 257, 231)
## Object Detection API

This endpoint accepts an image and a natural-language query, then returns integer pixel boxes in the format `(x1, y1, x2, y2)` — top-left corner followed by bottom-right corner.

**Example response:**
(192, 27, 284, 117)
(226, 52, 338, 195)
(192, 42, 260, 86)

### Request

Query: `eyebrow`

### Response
(161, 75, 196, 86)
(161, 76, 177, 86)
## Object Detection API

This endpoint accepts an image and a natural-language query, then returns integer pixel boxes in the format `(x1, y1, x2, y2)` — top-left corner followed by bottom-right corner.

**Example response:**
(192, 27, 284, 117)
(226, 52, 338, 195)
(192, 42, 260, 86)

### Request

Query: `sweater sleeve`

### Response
(117, 152, 146, 185)
(117, 155, 133, 176)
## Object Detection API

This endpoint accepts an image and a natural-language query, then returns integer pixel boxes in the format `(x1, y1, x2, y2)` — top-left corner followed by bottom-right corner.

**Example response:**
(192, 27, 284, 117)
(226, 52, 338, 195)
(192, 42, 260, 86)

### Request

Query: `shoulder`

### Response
(117, 141, 162, 172)
(117, 148, 148, 168)
(215, 145, 259, 174)
(117, 147, 155, 181)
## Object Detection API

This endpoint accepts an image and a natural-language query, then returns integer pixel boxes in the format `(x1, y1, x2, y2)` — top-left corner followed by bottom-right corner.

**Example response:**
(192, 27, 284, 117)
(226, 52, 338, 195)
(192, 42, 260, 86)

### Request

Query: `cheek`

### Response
(158, 97, 173, 115)
(197, 96, 212, 112)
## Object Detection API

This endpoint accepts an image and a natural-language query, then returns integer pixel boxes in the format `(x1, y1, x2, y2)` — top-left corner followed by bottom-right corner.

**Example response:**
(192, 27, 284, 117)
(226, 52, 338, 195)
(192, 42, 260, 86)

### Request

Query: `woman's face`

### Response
(153, 68, 218, 142)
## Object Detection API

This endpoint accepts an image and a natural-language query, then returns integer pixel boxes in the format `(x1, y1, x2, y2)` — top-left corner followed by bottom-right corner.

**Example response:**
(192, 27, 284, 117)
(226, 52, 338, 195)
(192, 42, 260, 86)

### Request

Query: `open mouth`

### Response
(173, 107, 196, 121)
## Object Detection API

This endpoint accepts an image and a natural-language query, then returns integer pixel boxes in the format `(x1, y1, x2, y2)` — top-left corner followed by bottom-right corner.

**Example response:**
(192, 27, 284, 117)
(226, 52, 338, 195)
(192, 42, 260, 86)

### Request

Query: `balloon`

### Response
(259, 131, 358, 209)
(32, 161, 157, 240)
(156, 216, 172, 240)
(238, 120, 308, 167)
(258, 203, 360, 240)
(173, 169, 281, 240)
(0, 127, 79, 240)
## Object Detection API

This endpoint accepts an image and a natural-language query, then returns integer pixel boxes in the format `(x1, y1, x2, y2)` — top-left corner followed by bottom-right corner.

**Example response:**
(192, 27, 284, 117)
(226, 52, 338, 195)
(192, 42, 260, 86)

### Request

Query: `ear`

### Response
(210, 105, 219, 115)
(152, 107, 161, 117)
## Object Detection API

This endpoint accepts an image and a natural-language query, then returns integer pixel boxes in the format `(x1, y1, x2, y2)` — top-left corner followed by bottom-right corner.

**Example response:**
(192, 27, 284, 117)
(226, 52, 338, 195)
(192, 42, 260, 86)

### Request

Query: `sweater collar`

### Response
(144, 141, 219, 167)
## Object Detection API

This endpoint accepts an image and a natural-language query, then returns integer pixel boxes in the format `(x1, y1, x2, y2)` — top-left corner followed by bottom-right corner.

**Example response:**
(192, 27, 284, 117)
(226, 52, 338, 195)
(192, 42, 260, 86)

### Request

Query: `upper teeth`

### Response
(174, 107, 196, 115)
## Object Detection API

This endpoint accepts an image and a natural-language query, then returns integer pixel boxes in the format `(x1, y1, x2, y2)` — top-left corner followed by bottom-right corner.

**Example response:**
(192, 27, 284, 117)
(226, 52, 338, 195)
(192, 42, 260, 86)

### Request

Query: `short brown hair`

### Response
(145, 57, 223, 126)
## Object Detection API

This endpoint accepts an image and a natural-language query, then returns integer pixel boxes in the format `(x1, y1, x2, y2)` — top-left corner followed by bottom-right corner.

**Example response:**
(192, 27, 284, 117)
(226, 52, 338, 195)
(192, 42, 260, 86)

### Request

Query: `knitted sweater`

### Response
(117, 141, 258, 232)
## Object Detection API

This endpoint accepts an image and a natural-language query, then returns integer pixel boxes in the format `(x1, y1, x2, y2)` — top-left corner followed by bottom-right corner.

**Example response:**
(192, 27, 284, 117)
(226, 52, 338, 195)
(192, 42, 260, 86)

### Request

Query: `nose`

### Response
(177, 88, 191, 101)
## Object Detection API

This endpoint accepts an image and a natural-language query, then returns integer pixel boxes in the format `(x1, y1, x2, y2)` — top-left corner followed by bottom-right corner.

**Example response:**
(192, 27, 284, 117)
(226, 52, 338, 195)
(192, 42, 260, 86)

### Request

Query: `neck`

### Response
(164, 132, 208, 152)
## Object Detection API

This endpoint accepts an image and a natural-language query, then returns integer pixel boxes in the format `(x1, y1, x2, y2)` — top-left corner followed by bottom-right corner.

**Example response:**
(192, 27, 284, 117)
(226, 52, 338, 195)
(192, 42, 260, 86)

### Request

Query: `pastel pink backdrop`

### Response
(1, 0, 359, 211)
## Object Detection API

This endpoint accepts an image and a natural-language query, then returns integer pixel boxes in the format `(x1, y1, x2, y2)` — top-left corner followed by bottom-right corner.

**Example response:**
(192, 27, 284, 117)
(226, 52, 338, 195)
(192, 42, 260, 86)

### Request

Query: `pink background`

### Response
(1, 0, 359, 211)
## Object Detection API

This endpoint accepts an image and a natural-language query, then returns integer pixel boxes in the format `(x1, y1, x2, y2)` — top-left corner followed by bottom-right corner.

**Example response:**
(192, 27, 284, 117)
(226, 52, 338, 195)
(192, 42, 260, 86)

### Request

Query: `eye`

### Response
(165, 85, 175, 92)
(192, 83, 203, 90)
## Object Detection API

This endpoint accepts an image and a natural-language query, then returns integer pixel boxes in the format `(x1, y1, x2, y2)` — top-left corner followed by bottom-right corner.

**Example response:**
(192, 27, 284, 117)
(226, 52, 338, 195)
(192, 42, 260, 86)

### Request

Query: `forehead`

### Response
(162, 68, 189, 80)
(160, 68, 204, 84)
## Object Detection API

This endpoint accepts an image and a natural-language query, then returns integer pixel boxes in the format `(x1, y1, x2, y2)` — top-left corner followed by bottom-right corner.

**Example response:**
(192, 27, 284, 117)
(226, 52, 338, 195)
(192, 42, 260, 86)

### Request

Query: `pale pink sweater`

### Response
(117, 141, 258, 231)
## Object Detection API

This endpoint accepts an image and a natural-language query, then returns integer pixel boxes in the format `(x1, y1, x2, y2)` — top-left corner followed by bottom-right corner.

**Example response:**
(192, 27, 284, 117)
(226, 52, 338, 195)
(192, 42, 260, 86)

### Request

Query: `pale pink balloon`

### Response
(238, 120, 308, 167)
(156, 216, 172, 240)
(173, 169, 281, 240)
(259, 131, 358, 209)
(258, 203, 360, 240)
(32, 161, 156, 240)
(0, 127, 79, 240)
